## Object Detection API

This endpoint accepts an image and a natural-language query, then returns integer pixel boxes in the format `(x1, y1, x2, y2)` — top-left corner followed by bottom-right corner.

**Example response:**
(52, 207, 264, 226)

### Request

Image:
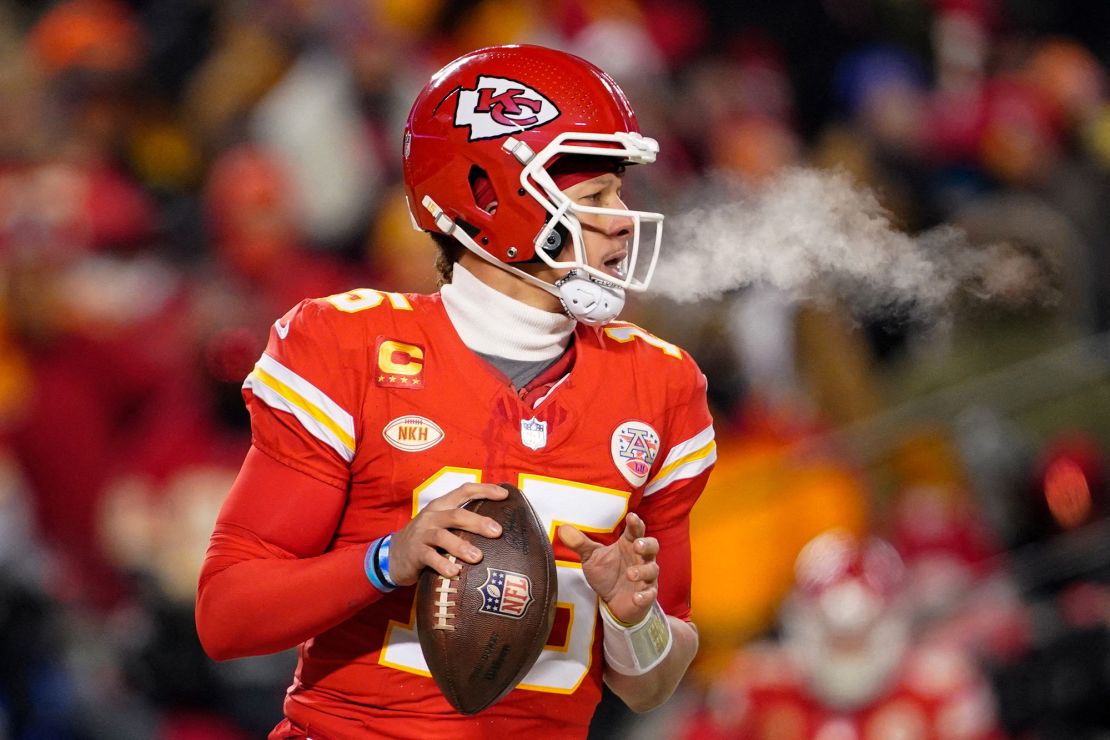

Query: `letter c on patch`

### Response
(378, 340, 424, 376)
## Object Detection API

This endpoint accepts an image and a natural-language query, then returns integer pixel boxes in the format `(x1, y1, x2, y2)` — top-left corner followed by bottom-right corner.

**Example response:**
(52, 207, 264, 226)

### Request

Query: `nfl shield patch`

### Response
(611, 421, 660, 487)
(520, 417, 548, 450)
(477, 568, 533, 619)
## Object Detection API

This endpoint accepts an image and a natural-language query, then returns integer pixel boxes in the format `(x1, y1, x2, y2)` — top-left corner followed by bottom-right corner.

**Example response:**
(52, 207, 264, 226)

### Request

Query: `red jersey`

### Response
(239, 288, 716, 738)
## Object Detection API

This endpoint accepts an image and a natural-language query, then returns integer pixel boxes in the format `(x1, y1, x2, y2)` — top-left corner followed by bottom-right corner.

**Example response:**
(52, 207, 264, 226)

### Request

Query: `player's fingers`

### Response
(427, 482, 507, 511)
(632, 586, 658, 606)
(429, 528, 485, 565)
(621, 512, 646, 542)
(627, 561, 660, 584)
(557, 524, 601, 562)
(633, 535, 659, 559)
(440, 508, 503, 538)
(422, 549, 463, 579)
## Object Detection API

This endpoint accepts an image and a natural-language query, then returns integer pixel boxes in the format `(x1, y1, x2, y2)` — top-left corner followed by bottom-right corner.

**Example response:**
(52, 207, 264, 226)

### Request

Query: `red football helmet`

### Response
(782, 530, 911, 710)
(403, 44, 663, 324)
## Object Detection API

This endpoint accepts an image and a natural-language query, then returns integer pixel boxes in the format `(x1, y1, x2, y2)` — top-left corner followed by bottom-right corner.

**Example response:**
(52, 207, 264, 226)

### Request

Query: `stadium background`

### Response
(0, 0, 1109, 737)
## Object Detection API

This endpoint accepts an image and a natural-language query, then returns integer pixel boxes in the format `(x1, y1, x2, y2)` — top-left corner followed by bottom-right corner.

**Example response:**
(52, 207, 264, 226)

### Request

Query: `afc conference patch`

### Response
(611, 420, 660, 487)
(478, 568, 533, 619)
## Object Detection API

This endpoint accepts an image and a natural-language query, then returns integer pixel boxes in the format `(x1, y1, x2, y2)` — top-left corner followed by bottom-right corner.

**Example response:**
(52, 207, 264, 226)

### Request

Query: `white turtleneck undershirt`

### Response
(441, 262, 575, 362)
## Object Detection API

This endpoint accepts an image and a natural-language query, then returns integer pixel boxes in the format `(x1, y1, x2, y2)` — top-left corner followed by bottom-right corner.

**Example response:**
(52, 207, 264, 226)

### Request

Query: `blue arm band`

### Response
(364, 535, 397, 593)
(377, 533, 398, 589)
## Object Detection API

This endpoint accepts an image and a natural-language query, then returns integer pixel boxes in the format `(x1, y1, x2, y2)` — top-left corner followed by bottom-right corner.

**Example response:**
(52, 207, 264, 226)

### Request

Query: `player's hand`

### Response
(558, 512, 659, 625)
(387, 482, 507, 585)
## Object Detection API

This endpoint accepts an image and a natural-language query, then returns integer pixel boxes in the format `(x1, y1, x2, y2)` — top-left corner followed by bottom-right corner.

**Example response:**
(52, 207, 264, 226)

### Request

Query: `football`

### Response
(416, 483, 558, 714)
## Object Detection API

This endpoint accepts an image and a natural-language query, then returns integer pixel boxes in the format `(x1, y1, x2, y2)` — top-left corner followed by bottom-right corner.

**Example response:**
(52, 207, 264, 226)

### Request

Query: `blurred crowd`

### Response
(0, 0, 1109, 738)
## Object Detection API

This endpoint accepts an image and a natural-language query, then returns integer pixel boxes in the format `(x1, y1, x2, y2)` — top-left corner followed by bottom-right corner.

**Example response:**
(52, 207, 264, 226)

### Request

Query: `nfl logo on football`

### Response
(520, 417, 548, 451)
(478, 568, 533, 619)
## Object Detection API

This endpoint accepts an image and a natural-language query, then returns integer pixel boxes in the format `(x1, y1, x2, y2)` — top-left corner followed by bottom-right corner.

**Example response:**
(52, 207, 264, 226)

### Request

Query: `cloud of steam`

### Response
(652, 167, 1057, 319)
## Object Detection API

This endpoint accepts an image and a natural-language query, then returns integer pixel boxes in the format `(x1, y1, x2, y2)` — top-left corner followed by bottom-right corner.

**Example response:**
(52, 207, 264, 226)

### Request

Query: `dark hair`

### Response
(429, 232, 463, 286)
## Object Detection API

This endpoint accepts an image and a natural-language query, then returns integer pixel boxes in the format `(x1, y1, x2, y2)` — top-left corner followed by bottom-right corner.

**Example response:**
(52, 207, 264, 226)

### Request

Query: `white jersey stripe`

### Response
(244, 369, 356, 462)
(643, 441, 716, 496)
(644, 423, 716, 497)
(655, 424, 715, 473)
(254, 354, 356, 439)
(531, 374, 571, 409)
(243, 355, 356, 462)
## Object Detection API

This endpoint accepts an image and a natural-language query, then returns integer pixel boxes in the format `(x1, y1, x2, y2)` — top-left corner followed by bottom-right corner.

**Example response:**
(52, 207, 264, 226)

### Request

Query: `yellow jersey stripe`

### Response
(254, 354, 355, 435)
(243, 355, 356, 462)
(655, 423, 715, 471)
(644, 440, 717, 496)
(252, 365, 356, 451)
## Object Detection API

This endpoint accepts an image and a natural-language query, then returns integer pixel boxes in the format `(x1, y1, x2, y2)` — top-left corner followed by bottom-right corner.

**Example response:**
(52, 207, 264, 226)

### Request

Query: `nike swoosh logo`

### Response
(274, 318, 291, 339)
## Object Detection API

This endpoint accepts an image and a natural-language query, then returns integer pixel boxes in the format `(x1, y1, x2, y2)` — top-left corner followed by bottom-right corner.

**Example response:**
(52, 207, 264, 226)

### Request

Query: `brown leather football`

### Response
(416, 482, 557, 714)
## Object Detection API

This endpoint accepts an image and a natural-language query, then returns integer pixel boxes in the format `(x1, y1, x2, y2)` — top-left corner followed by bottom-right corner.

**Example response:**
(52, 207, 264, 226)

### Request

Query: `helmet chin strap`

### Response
(555, 270, 625, 326)
(423, 195, 626, 326)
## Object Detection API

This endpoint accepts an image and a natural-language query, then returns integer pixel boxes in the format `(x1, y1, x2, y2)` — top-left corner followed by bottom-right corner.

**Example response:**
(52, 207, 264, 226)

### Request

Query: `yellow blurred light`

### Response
(690, 438, 868, 674)
(378, 0, 445, 33)
(456, 0, 540, 52)
(130, 121, 202, 190)
(1082, 105, 1110, 167)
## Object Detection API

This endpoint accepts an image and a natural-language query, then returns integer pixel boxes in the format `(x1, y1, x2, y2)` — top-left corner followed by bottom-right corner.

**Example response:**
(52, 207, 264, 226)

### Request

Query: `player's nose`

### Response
(606, 208, 634, 239)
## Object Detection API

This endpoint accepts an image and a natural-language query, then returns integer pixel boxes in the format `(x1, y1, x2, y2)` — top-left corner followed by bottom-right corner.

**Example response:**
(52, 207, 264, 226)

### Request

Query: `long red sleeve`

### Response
(195, 446, 388, 661)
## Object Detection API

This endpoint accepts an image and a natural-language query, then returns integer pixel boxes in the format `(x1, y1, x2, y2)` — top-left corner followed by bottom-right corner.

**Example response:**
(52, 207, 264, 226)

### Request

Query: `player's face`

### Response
(559, 173, 635, 282)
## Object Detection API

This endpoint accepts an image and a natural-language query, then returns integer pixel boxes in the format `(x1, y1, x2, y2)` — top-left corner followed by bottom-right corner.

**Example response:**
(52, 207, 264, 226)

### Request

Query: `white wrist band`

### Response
(600, 600, 673, 676)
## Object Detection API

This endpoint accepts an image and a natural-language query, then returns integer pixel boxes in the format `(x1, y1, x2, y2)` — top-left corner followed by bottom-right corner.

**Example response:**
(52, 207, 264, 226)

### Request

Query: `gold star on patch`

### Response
(373, 338, 427, 390)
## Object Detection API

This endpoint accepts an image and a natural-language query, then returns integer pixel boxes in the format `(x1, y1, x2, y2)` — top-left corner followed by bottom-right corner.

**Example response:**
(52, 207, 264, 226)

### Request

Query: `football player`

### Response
(682, 530, 1003, 740)
(196, 44, 716, 738)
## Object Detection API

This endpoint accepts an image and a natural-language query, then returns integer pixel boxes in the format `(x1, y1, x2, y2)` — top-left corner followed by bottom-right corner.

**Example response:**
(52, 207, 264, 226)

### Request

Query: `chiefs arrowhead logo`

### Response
(454, 76, 560, 141)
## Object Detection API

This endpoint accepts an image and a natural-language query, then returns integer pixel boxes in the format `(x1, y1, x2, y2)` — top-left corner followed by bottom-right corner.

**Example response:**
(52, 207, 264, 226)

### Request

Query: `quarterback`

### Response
(196, 44, 716, 738)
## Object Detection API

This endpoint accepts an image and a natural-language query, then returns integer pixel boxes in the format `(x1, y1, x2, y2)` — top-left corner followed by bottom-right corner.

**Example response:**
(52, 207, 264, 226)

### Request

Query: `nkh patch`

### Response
(520, 417, 548, 451)
(382, 415, 444, 452)
(478, 568, 533, 619)
(611, 421, 660, 487)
